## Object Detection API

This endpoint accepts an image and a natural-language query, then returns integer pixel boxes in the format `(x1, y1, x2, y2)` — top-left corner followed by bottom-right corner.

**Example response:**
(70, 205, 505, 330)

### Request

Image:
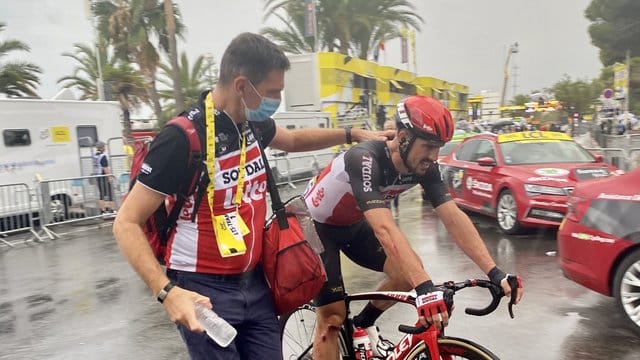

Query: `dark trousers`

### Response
(167, 268, 281, 360)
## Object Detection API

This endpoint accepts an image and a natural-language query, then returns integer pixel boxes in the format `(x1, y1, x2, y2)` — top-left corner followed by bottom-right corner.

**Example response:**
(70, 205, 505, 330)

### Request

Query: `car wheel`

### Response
(496, 189, 522, 234)
(613, 248, 640, 336)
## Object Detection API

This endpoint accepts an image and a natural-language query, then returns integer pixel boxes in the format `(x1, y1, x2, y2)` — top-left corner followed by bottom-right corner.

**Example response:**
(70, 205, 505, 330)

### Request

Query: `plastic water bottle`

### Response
(194, 303, 237, 347)
(352, 327, 373, 359)
(285, 196, 324, 254)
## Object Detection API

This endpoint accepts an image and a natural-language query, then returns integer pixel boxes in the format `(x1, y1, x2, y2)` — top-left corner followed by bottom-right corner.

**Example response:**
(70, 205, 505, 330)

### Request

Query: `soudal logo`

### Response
(362, 155, 373, 192)
(221, 158, 265, 184)
(223, 180, 268, 209)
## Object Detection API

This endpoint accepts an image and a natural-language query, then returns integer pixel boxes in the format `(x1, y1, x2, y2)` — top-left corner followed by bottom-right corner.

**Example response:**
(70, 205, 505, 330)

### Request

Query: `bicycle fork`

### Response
(384, 327, 441, 360)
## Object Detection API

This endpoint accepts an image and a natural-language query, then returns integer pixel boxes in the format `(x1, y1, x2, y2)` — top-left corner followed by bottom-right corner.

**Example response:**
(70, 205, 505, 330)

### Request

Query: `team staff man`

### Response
(303, 96, 524, 359)
(113, 32, 391, 359)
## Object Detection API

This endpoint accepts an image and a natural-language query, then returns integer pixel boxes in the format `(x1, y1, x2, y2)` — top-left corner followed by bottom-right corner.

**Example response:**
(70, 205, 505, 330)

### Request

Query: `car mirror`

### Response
(593, 154, 604, 163)
(476, 157, 496, 167)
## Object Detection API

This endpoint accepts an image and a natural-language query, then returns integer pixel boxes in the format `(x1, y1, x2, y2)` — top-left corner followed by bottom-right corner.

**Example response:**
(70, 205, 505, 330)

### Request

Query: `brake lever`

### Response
(506, 275, 519, 319)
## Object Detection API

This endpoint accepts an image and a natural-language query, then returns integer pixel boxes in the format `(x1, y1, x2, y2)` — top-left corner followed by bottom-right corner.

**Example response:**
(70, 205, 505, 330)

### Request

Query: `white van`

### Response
(0, 98, 123, 225)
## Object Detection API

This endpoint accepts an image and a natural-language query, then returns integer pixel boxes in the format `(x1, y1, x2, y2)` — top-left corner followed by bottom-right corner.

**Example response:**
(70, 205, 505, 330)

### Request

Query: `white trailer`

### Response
(0, 98, 124, 224)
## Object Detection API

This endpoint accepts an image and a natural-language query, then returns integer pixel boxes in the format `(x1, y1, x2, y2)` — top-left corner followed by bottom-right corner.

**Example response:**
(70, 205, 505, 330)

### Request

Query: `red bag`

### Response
(128, 117, 204, 264)
(262, 211, 327, 315)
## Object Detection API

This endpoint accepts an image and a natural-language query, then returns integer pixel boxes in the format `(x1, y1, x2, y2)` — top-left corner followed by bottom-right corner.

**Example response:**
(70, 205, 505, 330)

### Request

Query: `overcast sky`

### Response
(0, 0, 602, 101)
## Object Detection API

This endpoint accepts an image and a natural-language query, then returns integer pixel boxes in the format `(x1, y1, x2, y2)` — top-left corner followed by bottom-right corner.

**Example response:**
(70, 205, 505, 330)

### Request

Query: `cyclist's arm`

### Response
(363, 208, 429, 287)
(269, 124, 392, 152)
(345, 147, 429, 288)
(433, 201, 496, 274)
(421, 168, 496, 274)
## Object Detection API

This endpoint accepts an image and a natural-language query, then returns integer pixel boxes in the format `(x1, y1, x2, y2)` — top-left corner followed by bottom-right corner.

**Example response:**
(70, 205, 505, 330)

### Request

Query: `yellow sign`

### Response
(51, 126, 70, 142)
(613, 62, 629, 99)
(497, 131, 572, 143)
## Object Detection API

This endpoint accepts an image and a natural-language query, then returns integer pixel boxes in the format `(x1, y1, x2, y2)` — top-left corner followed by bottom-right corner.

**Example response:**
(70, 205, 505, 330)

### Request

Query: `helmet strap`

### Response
(399, 133, 417, 170)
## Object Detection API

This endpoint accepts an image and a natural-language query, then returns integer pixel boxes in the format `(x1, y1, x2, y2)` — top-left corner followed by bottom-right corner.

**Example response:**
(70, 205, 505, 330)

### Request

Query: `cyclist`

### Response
(303, 95, 524, 359)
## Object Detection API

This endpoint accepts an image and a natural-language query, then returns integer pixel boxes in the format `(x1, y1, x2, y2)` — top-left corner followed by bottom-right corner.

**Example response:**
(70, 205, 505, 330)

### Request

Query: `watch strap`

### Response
(156, 281, 176, 303)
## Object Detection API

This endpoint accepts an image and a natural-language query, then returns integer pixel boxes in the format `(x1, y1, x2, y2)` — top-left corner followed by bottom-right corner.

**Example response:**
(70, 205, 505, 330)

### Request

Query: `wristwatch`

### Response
(156, 281, 176, 304)
(345, 126, 353, 144)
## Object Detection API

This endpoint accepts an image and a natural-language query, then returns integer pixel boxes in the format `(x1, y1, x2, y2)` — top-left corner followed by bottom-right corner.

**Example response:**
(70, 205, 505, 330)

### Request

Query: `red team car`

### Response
(558, 167, 640, 335)
(438, 131, 619, 234)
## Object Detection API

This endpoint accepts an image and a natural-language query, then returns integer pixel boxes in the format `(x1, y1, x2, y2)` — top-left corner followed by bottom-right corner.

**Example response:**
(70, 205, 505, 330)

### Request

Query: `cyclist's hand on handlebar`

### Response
(488, 266, 524, 304)
(415, 281, 449, 330)
(162, 286, 212, 332)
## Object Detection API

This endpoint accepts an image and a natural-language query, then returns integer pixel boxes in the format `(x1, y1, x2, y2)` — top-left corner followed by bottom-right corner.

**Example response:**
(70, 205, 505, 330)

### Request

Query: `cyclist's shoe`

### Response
(366, 325, 395, 358)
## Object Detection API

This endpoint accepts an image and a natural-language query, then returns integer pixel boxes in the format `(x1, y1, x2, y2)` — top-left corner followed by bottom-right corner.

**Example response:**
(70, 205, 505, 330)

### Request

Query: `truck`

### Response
(0, 98, 124, 228)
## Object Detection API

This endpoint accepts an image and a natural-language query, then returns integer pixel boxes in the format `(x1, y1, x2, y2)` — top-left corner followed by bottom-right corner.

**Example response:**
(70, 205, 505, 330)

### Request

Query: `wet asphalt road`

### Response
(1, 186, 640, 360)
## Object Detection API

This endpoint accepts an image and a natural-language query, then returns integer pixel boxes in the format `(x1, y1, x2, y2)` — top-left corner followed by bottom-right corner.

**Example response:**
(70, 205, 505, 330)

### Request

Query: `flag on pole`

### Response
(400, 26, 408, 64)
(304, 0, 317, 38)
(409, 30, 417, 73)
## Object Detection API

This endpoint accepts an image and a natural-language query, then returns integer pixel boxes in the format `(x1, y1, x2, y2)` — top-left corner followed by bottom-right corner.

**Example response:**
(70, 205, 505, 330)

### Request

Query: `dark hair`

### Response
(218, 33, 290, 85)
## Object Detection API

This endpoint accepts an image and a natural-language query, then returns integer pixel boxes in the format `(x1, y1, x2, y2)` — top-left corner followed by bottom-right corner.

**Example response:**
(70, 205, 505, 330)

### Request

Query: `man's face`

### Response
(405, 135, 442, 176)
(240, 69, 285, 110)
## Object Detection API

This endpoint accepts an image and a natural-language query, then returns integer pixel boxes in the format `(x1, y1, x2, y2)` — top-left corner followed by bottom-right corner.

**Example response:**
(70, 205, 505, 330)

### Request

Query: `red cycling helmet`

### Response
(395, 95, 454, 144)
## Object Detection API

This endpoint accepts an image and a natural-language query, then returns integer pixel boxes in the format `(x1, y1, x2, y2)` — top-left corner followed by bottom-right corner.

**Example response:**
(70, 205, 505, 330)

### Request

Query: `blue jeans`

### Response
(167, 267, 281, 360)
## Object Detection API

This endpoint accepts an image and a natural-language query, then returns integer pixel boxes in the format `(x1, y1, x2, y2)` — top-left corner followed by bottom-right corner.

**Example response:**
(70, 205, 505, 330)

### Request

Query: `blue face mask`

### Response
(243, 81, 281, 122)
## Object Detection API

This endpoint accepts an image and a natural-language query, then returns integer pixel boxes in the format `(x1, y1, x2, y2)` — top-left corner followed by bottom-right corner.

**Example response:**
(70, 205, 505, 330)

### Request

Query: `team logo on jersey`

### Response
(311, 187, 325, 207)
(361, 155, 373, 192)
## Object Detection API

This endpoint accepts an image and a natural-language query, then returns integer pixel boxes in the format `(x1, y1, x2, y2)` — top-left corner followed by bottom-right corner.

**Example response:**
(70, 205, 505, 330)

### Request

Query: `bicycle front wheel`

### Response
(404, 336, 500, 360)
(280, 304, 349, 360)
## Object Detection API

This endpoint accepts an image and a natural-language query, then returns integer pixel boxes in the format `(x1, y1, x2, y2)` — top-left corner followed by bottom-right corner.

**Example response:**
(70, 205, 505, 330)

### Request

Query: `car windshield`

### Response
(439, 141, 461, 157)
(500, 140, 595, 165)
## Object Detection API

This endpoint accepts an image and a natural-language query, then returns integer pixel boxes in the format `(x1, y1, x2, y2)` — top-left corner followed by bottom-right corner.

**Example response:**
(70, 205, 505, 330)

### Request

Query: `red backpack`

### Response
(128, 117, 206, 264)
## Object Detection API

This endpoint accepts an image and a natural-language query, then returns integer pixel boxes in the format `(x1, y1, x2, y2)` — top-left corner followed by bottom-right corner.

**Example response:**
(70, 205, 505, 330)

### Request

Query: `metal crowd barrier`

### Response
(0, 182, 43, 246)
(270, 153, 330, 188)
(37, 174, 123, 240)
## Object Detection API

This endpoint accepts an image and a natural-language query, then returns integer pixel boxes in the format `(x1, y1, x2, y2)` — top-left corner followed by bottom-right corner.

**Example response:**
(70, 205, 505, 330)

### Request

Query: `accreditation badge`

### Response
(213, 211, 250, 257)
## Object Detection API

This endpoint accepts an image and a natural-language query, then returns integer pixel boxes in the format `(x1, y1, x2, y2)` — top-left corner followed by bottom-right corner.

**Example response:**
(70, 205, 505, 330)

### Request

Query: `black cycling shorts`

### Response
(313, 220, 387, 307)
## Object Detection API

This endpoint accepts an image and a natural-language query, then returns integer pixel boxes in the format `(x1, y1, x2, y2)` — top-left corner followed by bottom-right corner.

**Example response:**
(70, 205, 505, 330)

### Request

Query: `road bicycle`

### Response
(280, 277, 518, 360)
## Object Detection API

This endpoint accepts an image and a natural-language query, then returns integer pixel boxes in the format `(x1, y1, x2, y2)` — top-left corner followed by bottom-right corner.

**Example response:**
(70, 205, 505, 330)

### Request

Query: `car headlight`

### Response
(524, 184, 566, 196)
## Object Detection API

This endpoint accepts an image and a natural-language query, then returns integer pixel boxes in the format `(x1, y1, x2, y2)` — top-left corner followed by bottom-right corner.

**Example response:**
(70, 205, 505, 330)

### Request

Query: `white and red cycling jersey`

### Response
(138, 92, 276, 274)
(303, 141, 450, 226)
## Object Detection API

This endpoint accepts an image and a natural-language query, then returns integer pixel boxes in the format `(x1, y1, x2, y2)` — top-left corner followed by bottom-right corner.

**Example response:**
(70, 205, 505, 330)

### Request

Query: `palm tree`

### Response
(164, 0, 184, 113)
(0, 22, 42, 97)
(262, 0, 422, 59)
(157, 52, 216, 125)
(92, 0, 185, 121)
(58, 42, 149, 138)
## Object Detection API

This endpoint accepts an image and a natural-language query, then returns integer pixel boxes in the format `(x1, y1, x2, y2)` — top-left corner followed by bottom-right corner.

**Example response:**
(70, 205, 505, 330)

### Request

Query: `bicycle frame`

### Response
(343, 291, 442, 360)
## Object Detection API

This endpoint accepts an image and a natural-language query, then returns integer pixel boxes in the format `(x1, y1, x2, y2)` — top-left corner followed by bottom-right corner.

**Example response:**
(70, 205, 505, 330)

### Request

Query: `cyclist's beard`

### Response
(410, 159, 434, 176)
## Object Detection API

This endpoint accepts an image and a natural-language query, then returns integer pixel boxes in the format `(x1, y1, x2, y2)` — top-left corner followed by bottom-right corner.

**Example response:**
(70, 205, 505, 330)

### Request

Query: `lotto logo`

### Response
(311, 187, 325, 207)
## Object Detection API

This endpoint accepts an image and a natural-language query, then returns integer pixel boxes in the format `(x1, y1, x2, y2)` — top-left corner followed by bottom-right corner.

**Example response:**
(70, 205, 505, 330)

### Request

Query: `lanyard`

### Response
(204, 91, 248, 217)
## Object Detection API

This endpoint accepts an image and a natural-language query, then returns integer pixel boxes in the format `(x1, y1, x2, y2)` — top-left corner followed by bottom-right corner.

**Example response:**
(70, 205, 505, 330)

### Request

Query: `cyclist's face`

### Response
(407, 137, 441, 175)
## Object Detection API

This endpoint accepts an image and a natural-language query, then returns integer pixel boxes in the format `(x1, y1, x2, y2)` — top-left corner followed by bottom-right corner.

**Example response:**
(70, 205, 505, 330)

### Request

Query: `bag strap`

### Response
(248, 122, 289, 229)
(161, 117, 205, 240)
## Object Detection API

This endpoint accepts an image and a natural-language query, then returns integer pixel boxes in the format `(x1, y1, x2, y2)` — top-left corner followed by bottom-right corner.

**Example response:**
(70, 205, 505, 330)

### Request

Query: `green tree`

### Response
(511, 94, 531, 106)
(157, 52, 216, 126)
(163, 0, 185, 113)
(262, 0, 422, 59)
(598, 58, 640, 114)
(92, 0, 185, 121)
(58, 42, 149, 138)
(0, 22, 42, 97)
(551, 75, 602, 118)
(585, 0, 640, 66)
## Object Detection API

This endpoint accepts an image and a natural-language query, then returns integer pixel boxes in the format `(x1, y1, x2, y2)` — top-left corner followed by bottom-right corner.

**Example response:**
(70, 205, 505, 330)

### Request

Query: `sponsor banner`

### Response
(597, 193, 640, 201)
(527, 176, 569, 183)
(533, 168, 569, 177)
(571, 232, 615, 244)
(574, 168, 611, 180)
(497, 131, 572, 143)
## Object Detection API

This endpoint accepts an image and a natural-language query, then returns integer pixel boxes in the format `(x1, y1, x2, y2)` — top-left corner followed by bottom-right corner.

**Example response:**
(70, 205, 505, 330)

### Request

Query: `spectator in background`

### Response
(376, 104, 386, 130)
(93, 141, 115, 214)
